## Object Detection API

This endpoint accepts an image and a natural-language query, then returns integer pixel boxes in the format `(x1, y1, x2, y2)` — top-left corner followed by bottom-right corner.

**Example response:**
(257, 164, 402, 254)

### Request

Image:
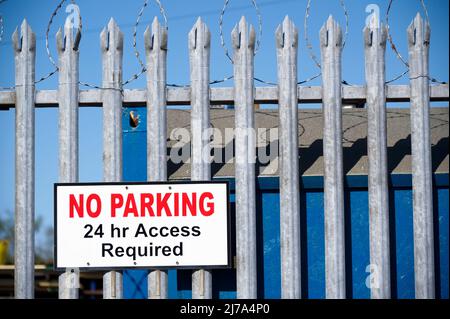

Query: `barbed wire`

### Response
(302, 0, 350, 85)
(79, 81, 124, 95)
(304, 0, 320, 71)
(386, 0, 429, 70)
(386, 0, 446, 84)
(45, 0, 66, 71)
(5, 0, 122, 91)
(0, 15, 3, 43)
(409, 74, 447, 84)
(0, 0, 6, 45)
(219, 0, 263, 64)
(385, 69, 409, 84)
(254, 77, 276, 86)
(0, 8, 14, 94)
(62, 0, 129, 91)
(167, 82, 189, 88)
(124, 0, 168, 87)
(385, 0, 409, 83)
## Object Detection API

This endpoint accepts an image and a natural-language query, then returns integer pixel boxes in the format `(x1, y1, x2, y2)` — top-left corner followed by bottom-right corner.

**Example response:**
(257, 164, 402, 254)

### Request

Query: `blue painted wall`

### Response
(122, 107, 449, 299)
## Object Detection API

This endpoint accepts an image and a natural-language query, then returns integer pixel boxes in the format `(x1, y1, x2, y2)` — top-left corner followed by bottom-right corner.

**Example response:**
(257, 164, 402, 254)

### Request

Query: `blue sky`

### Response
(0, 0, 449, 233)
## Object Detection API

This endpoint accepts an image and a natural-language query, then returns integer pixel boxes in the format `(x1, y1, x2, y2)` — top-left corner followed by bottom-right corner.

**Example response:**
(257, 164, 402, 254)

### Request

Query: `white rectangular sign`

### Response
(54, 182, 230, 269)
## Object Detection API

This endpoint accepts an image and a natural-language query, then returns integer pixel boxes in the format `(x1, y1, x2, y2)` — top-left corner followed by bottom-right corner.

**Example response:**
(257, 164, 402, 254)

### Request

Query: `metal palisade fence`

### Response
(0, 0, 449, 300)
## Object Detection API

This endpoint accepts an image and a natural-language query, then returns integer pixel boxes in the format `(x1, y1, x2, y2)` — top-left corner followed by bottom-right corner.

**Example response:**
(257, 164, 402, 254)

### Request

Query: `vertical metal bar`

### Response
(145, 17, 168, 299)
(320, 16, 346, 299)
(189, 17, 212, 299)
(407, 13, 435, 299)
(276, 16, 301, 299)
(12, 19, 36, 300)
(101, 18, 123, 299)
(232, 16, 257, 299)
(364, 21, 391, 299)
(57, 18, 81, 299)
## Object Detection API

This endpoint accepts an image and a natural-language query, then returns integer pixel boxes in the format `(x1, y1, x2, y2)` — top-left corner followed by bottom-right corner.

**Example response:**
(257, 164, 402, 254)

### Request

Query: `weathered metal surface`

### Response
(101, 18, 124, 299)
(276, 16, 301, 299)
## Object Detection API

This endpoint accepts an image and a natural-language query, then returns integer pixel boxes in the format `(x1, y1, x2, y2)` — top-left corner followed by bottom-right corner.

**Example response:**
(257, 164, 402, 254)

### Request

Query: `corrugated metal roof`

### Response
(161, 107, 449, 179)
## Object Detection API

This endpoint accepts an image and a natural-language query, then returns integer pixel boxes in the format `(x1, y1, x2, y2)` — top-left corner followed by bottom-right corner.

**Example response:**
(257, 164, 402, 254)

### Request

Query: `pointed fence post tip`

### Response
(14, 17, 36, 300)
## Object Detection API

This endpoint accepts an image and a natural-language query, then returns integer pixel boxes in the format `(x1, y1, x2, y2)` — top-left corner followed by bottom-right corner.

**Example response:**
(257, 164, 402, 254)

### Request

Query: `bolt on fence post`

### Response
(57, 17, 81, 299)
(13, 19, 36, 300)
(276, 16, 301, 299)
(364, 20, 391, 299)
(101, 18, 123, 299)
(320, 16, 346, 299)
(189, 17, 212, 299)
(232, 16, 257, 299)
(407, 13, 435, 299)
(145, 17, 168, 299)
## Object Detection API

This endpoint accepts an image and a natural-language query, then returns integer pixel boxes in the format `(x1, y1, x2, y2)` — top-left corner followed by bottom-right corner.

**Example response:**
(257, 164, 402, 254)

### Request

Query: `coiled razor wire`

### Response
(385, 0, 411, 84)
(40, 0, 86, 85)
(123, 0, 262, 87)
(125, 0, 167, 86)
(210, 75, 234, 85)
(0, 10, 13, 90)
(44, 0, 127, 92)
(386, 0, 446, 84)
(219, 0, 262, 64)
(46, 0, 126, 92)
(0, 0, 5, 43)
(77, 0, 169, 90)
(302, 0, 349, 85)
